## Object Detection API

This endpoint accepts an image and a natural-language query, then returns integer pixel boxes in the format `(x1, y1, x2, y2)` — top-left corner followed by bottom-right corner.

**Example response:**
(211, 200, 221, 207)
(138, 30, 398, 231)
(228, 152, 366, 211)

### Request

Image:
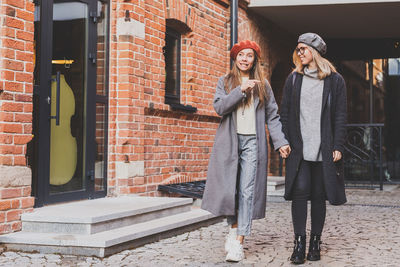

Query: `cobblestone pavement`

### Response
(1, 187, 400, 267)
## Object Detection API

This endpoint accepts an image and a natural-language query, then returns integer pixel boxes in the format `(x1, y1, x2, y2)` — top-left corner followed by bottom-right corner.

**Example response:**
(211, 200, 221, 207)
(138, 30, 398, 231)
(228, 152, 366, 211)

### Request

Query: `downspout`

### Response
(230, 0, 238, 68)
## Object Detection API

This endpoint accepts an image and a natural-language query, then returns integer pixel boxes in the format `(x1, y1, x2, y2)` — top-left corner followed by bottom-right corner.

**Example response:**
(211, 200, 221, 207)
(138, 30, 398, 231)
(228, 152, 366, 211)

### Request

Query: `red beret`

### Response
(230, 40, 261, 60)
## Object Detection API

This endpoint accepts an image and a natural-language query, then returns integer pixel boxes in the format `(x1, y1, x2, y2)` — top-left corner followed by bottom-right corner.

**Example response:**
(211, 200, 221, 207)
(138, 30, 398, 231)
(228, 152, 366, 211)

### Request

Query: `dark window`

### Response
(164, 27, 181, 104)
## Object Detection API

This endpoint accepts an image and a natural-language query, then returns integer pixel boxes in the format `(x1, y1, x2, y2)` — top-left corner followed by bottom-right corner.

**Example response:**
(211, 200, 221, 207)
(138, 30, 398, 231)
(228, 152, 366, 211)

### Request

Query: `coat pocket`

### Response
(334, 159, 345, 185)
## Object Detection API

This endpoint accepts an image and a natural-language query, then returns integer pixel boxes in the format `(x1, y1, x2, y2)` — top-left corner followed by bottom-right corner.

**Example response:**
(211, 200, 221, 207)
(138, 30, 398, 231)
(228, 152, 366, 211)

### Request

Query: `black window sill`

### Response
(168, 103, 197, 113)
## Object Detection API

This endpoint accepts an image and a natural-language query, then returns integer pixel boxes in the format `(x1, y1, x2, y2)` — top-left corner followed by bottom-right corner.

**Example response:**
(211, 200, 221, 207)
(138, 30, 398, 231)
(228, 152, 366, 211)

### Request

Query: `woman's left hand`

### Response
(333, 150, 342, 162)
(279, 145, 291, 159)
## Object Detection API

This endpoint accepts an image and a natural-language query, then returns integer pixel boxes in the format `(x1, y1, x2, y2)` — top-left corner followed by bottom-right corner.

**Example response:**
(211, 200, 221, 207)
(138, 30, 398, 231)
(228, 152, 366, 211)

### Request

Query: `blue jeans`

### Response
(227, 134, 257, 236)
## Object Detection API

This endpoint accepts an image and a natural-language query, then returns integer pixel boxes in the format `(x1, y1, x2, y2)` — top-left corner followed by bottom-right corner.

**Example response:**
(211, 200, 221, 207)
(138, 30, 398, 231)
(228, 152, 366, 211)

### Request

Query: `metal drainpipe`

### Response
(230, 0, 238, 68)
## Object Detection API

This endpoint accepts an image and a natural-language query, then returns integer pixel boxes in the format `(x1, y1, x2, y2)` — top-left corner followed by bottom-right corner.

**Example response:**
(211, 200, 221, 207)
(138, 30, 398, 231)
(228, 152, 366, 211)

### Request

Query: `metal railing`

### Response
(277, 124, 386, 190)
(343, 124, 384, 190)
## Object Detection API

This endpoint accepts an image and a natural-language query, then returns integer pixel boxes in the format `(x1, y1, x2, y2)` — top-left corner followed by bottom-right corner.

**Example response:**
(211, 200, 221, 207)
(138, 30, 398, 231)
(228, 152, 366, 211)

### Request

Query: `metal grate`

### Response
(158, 181, 206, 199)
(344, 124, 384, 190)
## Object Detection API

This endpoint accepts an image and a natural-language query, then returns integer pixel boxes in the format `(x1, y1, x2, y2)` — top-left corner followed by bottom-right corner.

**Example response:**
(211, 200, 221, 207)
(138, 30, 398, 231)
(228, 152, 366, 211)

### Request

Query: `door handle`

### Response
(87, 170, 94, 181)
(50, 71, 61, 126)
(89, 53, 96, 64)
(90, 11, 98, 23)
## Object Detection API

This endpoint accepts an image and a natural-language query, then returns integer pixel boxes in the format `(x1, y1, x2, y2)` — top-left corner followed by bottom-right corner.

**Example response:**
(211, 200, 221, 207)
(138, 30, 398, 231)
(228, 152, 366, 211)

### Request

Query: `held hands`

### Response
(279, 145, 291, 159)
(241, 79, 260, 94)
(333, 150, 342, 162)
(278, 147, 342, 161)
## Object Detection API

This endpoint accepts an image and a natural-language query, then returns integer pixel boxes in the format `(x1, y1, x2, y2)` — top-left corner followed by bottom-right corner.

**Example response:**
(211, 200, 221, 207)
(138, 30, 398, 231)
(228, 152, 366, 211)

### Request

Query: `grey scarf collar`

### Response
(304, 67, 319, 79)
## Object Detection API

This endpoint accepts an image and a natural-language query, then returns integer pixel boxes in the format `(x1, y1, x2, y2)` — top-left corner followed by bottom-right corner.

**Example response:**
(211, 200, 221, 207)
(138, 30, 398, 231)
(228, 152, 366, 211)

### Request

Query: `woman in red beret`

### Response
(201, 40, 291, 262)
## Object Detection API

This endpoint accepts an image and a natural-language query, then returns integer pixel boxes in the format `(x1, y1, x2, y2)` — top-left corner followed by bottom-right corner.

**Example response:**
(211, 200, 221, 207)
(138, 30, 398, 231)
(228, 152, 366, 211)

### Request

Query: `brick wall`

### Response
(108, 0, 147, 195)
(0, 0, 293, 235)
(0, 0, 35, 234)
(108, 0, 292, 196)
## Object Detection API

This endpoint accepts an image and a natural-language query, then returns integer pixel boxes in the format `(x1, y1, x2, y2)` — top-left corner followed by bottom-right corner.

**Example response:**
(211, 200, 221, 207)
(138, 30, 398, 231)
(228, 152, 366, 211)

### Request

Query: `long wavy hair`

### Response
(224, 51, 268, 108)
(292, 45, 337, 79)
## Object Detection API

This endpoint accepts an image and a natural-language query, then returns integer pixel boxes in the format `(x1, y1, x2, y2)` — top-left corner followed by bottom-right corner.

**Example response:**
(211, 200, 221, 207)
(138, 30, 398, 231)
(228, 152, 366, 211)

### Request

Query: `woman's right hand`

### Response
(241, 79, 260, 94)
(333, 150, 342, 162)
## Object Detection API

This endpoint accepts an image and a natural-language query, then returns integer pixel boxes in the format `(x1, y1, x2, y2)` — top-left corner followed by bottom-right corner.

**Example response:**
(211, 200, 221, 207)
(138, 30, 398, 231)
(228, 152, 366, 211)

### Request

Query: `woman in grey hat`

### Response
(280, 33, 347, 264)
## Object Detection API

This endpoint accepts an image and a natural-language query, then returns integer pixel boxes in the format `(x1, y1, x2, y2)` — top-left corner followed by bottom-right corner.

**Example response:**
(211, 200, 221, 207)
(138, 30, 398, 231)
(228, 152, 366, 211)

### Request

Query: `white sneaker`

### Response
(225, 240, 244, 262)
(224, 227, 237, 252)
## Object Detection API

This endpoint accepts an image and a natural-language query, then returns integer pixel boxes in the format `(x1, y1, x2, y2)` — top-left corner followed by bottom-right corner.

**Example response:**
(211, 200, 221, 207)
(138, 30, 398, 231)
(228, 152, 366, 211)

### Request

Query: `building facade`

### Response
(0, 0, 293, 234)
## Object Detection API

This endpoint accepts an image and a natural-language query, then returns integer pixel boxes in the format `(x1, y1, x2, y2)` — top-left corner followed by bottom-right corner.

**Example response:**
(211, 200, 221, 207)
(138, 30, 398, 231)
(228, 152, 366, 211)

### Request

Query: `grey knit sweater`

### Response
(300, 67, 324, 161)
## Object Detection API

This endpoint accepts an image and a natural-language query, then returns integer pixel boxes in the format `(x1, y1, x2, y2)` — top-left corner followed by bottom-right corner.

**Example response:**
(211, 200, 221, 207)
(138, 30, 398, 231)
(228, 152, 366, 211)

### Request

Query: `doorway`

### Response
(336, 58, 400, 187)
(30, 0, 109, 206)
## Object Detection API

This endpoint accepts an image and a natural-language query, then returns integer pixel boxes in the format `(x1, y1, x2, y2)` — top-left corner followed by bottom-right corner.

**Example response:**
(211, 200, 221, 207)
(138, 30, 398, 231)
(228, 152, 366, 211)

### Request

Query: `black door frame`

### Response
(34, 0, 108, 206)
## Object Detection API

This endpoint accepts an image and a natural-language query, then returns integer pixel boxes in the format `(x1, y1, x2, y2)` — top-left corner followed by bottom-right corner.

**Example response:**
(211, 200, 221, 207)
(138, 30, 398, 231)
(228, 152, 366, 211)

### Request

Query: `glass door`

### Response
(32, 0, 108, 206)
(49, 1, 90, 195)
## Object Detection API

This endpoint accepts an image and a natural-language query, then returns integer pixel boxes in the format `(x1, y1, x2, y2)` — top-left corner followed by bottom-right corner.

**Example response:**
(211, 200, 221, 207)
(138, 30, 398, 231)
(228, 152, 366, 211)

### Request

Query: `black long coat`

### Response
(280, 71, 347, 205)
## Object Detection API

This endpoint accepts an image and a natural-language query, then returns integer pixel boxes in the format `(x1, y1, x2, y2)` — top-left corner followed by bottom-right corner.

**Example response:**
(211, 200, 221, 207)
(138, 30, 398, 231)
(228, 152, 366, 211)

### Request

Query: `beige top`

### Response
(236, 77, 256, 135)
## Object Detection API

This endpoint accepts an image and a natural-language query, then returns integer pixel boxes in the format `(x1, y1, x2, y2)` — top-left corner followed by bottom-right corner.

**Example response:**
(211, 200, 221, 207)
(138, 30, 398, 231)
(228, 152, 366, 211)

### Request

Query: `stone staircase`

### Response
(0, 196, 219, 257)
(267, 176, 285, 197)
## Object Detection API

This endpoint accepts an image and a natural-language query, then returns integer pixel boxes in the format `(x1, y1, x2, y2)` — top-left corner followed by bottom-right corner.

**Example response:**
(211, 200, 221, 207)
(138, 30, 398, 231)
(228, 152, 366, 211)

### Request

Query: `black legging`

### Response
(291, 160, 326, 236)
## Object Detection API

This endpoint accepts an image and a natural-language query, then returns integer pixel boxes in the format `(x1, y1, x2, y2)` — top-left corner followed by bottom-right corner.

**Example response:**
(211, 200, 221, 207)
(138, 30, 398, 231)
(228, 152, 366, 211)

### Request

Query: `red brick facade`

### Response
(0, 0, 292, 234)
(0, 0, 35, 234)
(108, 0, 292, 197)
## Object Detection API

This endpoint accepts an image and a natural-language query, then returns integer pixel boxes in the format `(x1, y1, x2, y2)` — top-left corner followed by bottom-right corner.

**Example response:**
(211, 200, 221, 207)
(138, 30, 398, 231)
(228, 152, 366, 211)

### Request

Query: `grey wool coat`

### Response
(280, 72, 347, 205)
(201, 76, 288, 220)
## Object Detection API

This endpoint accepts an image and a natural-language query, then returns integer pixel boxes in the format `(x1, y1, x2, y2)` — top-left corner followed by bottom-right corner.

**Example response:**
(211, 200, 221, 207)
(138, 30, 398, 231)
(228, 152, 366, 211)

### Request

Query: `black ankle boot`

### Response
(307, 233, 321, 261)
(290, 234, 306, 264)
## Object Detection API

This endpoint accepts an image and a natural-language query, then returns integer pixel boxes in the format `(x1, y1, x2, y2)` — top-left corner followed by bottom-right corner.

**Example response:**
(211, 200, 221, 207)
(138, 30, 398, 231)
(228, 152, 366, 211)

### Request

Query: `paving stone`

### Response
(44, 254, 61, 261)
(27, 253, 46, 259)
(12, 258, 30, 266)
(2, 251, 18, 259)
(85, 257, 100, 264)
(29, 261, 46, 267)
(0, 188, 399, 266)
(75, 263, 90, 267)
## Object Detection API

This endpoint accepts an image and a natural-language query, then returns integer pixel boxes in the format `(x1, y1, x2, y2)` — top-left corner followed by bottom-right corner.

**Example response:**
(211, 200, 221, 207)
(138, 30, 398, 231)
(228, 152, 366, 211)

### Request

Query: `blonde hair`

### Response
(224, 52, 268, 107)
(292, 45, 336, 79)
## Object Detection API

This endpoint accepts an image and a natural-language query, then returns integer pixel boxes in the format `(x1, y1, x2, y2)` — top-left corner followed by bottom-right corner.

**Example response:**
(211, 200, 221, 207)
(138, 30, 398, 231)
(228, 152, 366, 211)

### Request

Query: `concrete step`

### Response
(267, 188, 285, 197)
(267, 176, 285, 192)
(0, 208, 218, 257)
(21, 196, 193, 235)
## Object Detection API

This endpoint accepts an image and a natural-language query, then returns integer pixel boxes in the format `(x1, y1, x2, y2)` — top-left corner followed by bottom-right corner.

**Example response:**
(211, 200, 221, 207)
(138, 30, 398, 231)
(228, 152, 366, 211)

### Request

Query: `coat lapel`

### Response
(293, 73, 302, 114)
(293, 73, 303, 140)
(321, 75, 332, 112)
(254, 95, 260, 110)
